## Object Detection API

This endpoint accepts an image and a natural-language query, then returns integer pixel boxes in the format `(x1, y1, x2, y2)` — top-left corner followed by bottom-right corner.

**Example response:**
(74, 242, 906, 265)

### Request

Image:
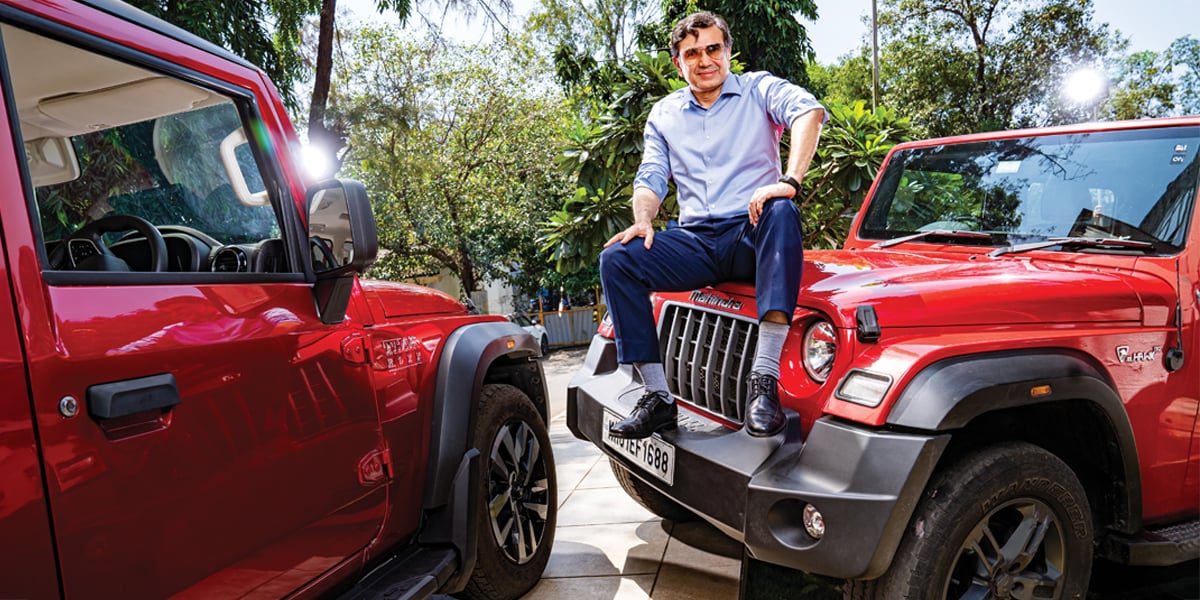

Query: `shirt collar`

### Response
(681, 72, 744, 110)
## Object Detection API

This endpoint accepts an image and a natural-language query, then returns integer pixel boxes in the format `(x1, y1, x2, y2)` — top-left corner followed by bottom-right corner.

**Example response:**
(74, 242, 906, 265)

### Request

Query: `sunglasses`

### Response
(680, 42, 726, 63)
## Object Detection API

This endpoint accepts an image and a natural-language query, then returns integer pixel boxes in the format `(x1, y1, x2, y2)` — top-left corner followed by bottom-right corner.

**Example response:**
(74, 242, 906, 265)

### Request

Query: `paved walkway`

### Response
(524, 412, 743, 599)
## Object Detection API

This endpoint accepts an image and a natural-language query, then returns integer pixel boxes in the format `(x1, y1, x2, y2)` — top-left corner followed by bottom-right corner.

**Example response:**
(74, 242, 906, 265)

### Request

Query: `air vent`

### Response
(212, 247, 247, 272)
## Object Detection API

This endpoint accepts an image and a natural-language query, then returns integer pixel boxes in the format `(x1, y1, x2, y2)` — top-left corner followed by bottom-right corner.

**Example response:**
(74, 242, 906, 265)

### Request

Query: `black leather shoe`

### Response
(745, 372, 785, 437)
(608, 390, 677, 439)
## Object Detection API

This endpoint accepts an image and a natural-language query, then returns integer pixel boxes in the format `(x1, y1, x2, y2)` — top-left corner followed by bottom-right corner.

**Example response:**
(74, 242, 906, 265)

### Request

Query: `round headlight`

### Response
(802, 321, 837, 382)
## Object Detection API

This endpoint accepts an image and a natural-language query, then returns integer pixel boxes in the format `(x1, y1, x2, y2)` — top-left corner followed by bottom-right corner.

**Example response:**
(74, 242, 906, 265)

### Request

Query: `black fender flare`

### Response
(422, 321, 541, 510)
(885, 348, 1142, 532)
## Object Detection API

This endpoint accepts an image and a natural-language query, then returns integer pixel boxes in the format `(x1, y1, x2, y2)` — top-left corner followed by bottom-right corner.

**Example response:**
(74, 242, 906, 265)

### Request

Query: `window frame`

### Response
(0, 8, 306, 287)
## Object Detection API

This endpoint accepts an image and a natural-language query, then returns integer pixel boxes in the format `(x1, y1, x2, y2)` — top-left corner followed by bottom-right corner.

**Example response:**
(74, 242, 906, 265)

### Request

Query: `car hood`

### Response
(710, 249, 1154, 328)
(358, 279, 465, 320)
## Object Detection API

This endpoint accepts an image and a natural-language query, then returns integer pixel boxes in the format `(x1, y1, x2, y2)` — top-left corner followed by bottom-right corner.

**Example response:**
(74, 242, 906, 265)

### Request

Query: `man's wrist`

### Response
(778, 175, 801, 197)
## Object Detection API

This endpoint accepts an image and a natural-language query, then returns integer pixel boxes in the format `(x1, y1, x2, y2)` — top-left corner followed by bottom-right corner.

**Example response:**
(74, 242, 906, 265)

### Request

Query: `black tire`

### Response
(457, 384, 556, 600)
(540, 335, 550, 357)
(844, 442, 1093, 600)
(609, 457, 697, 523)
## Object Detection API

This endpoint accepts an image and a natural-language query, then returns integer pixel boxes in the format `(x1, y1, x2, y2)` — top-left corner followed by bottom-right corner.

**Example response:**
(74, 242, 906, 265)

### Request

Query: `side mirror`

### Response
(306, 179, 378, 324)
(307, 179, 378, 276)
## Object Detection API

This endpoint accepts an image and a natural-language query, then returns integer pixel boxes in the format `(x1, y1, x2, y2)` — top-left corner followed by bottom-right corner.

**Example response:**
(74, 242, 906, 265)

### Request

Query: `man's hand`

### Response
(748, 182, 796, 225)
(604, 221, 656, 250)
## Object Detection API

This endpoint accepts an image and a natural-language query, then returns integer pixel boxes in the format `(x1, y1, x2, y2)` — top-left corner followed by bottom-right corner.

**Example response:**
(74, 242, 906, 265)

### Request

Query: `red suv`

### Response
(0, 1, 555, 598)
(569, 117, 1199, 597)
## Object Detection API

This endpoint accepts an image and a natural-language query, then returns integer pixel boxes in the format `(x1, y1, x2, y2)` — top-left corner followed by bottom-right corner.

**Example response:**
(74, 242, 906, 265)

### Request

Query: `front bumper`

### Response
(566, 335, 950, 579)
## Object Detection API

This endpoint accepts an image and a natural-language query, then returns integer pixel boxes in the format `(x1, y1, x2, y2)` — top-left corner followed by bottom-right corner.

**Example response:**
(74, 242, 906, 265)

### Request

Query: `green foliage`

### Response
(798, 101, 916, 248)
(532, 0, 661, 121)
(335, 25, 571, 293)
(1172, 36, 1200, 114)
(541, 50, 690, 274)
(1108, 49, 1178, 120)
(1108, 35, 1200, 119)
(807, 55, 873, 107)
(126, 0, 313, 109)
(873, 0, 1120, 137)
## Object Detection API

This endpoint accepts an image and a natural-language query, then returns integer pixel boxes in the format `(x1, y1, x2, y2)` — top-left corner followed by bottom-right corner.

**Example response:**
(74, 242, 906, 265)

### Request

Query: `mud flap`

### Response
(431, 448, 481, 594)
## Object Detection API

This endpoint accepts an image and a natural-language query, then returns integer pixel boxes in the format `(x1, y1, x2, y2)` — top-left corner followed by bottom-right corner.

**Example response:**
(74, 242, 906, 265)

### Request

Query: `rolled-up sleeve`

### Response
(633, 112, 670, 202)
(756, 74, 827, 129)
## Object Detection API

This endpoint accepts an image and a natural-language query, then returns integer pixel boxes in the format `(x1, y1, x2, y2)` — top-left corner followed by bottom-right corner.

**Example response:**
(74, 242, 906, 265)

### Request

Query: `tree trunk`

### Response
(308, 0, 346, 171)
(458, 243, 477, 296)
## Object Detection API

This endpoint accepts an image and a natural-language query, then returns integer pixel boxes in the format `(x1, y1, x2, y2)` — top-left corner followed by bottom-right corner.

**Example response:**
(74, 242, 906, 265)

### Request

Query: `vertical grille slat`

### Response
(690, 311, 712, 410)
(720, 320, 740, 420)
(657, 302, 758, 425)
(663, 305, 684, 392)
(703, 315, 726, 416)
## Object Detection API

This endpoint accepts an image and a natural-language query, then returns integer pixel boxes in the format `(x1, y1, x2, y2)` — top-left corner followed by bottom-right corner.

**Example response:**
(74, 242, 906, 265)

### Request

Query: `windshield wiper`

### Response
(873, 229, 994, 249)
(989, 236, 1157, 257)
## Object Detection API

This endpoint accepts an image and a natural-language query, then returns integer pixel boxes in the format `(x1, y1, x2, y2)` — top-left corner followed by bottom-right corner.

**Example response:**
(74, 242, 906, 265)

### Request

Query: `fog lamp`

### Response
(802, 503, 825, 539)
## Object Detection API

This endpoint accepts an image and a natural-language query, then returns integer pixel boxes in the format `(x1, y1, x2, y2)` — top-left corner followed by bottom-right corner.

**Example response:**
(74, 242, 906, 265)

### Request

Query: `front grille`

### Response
(659, 302, 758, 424)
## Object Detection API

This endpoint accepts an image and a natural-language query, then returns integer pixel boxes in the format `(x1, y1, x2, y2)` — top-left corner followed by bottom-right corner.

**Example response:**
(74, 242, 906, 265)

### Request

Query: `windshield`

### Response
(859, 126, 1200, 254)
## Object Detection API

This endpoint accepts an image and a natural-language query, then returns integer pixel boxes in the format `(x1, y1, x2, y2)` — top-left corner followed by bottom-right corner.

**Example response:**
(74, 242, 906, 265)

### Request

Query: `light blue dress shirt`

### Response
(633, 71, 825, 225)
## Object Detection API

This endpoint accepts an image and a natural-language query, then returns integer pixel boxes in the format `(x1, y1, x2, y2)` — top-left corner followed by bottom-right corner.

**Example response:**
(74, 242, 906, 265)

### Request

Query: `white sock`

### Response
(635, 362, 672, 401)
(753, 321, 788, 379)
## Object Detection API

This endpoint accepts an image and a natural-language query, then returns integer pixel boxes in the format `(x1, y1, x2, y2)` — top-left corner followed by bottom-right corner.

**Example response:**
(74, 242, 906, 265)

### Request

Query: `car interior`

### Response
(3, 22, 292, 274)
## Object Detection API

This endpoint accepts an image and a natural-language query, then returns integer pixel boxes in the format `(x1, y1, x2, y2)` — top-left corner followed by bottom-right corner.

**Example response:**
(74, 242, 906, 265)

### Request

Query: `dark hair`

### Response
(669, 11, 731, 59)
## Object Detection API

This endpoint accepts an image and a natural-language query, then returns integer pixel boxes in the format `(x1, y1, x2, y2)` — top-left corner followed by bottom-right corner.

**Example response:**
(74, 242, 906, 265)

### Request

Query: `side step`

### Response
(1103, 519, 1200, 566)
(340, 547, 458, 600)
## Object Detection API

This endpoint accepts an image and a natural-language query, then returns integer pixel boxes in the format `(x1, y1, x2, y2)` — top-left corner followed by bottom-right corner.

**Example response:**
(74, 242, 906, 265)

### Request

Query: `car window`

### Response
(3, 24, 293, 275)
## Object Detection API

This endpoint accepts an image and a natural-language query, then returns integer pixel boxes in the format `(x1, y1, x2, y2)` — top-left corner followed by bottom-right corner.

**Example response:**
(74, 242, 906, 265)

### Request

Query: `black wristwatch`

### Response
(778, 174, 801, 195)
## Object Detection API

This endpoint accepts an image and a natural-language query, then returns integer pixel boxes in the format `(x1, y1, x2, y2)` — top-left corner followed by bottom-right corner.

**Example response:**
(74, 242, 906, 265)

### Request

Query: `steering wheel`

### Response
(49, 214, 167, 272)
(310, 236, 341, 272)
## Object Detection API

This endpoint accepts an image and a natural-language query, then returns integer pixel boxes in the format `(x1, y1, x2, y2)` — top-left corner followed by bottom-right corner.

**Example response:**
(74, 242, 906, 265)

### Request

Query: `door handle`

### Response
(88, 373, 180, 419)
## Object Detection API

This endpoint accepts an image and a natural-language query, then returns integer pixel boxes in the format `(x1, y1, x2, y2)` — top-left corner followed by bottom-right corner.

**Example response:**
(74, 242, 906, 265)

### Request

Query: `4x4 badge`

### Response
(1115, 345, 1161, 364)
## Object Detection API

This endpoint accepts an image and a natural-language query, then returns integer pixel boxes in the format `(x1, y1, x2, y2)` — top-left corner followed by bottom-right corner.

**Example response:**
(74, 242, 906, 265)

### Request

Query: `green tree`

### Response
(807, 54, 873, 107)
(126, 0, 311, 107)
(1173, 36, 1200, 114)
(336, 25, 571, 294)
(294, 0, 516, 173)
(541, 51, 690, 274)
(875, 0, 1121, 137)
(532, 0, 662, 122)
(1107, 47, 1178, 120)
(799, 101, 916, 248)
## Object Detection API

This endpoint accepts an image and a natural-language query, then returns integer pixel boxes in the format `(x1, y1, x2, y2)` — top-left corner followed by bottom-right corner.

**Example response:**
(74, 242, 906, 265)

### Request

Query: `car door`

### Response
(0, 17, 386, 598)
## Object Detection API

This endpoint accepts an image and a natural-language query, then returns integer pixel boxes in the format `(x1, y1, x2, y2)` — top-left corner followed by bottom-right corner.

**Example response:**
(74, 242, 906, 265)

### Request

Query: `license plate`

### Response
(602, 409, 676, 485)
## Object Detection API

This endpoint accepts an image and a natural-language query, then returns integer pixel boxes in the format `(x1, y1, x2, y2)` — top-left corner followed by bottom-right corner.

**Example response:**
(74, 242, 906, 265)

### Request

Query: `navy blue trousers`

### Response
(599, 198, 804, 364)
